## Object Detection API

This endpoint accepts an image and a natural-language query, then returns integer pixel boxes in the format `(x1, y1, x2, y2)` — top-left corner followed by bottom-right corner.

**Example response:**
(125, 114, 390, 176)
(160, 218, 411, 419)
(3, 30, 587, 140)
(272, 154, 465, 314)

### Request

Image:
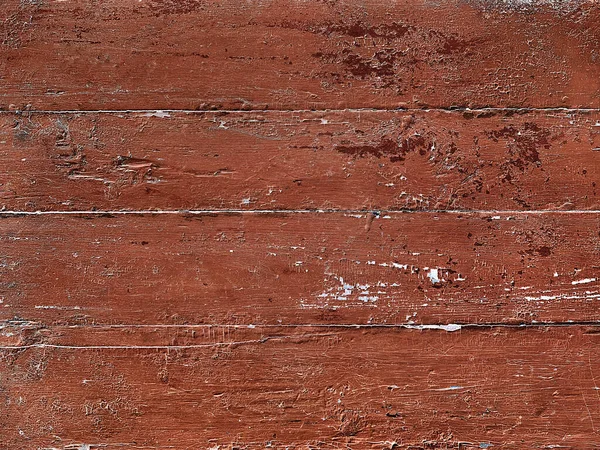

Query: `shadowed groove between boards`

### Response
(2, 322, 600, 349)
(3, 322, 600, 349)
(2, 107, 600, 114)
(4, 321, 600, 329)
(2, 209, 600, 216)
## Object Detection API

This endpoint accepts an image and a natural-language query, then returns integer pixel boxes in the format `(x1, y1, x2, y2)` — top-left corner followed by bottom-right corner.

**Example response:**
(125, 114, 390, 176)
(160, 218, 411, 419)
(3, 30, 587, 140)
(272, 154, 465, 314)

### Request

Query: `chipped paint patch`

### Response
(428, 268, 441, 284)
(316, 275, 385, 303)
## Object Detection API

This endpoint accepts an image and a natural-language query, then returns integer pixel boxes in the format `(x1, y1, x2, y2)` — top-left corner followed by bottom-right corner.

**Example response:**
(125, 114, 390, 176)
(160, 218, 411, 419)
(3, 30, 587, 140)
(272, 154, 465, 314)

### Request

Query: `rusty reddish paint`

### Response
(1, 110, 599, 212)
(1, 0, 600, 110)
(3, 326, 600, 449)
(2, 213, 600, 326)
(2, 0, 600, 448)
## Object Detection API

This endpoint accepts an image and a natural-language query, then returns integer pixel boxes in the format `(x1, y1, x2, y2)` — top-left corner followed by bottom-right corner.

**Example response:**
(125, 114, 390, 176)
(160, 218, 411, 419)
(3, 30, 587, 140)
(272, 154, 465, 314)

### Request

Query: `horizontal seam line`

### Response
(2, 209, 600, 215)
(3, 323, 599, 350)
(1, 107, 600, 114)
(1, 323, 599, 350)
(3, 322, 600, 330)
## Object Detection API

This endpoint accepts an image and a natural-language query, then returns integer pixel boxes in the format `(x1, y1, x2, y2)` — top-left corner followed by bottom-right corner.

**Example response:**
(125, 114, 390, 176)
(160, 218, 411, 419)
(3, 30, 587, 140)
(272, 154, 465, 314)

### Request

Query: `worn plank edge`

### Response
(3, 209, 600, 215)
(4, 321, 600, 351)
(4, 107, 600, 114)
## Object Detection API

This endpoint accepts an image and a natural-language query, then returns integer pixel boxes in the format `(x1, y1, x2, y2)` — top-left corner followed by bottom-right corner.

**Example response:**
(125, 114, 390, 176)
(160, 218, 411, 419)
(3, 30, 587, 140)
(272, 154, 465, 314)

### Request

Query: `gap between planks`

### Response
(0, 320, 600, 351)
(4, 321, 600, 329)
(2, 209, 600, 215)
(2, 107, 600, 115)
(3, 321, 600, 350)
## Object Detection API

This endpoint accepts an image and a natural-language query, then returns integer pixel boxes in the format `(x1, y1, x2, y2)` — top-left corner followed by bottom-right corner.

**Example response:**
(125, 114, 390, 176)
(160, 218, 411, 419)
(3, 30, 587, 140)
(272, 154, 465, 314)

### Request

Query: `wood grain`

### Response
(3, 325, 600, 449)
(3, 0, 600, 447)
(2, 110, 600, 212)
(2, 212, 599, 326)
(1, 0, 600, 110)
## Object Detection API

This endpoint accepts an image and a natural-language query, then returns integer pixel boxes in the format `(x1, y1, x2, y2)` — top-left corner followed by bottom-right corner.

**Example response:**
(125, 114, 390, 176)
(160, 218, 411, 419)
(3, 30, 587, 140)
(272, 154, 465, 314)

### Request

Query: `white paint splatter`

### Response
(406, 324, 462, 332)
(34, 305, 82, 310)
(428, 268, 441, 284)
(572, 278, 596, 285)
(317, 275, 380, 303)
(524, 292, 600, 302)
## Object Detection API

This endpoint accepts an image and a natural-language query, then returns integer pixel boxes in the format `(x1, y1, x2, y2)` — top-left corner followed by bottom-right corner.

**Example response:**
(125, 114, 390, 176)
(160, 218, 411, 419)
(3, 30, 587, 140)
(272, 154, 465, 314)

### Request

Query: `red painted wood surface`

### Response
(2, 0, 600, 449)
(1, 110, 599, 212)
(1, 0, 600, 110)
(2, 213, 600, 326)
(3, 326, 600, 449)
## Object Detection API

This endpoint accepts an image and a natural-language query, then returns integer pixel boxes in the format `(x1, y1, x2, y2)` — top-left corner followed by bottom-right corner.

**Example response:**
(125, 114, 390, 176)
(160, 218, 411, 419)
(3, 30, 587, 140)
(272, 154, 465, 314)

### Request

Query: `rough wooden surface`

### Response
(1, 110, 599, 212)
(2, 212, 600, 326)
(2, 0, 600, 448)
(3, 326, 600, 449)
(1, 0, 600, 110)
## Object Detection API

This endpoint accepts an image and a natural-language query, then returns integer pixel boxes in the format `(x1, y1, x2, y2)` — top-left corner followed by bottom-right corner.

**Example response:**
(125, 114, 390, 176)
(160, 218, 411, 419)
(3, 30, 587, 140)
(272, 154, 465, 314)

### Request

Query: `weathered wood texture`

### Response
(2, 110, 600, 212)
(1, 0, 600, 110)
(2, 213, 599, 326)
(3, 0, 600, 448)
(3, 326, 600, 449)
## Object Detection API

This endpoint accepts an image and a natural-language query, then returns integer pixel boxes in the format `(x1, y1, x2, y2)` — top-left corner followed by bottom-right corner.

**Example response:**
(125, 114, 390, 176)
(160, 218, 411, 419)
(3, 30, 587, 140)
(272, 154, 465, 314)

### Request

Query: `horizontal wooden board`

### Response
(3, 325, 600, 448)
(2, 110, 600, 212)
(2, 212, 600, 326)
(1, 0, 600, 110)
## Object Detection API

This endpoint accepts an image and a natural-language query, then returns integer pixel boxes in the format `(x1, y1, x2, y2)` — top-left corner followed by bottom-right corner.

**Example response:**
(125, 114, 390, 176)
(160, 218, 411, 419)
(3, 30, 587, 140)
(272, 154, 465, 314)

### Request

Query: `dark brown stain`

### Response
(148, 0, 206, 15)
(336, 134, 430, 162)
(312, 48, 402, 88)
(320, 21, 413, 39)
(488, 122, 551, 171)
(537, 246, 552, 257)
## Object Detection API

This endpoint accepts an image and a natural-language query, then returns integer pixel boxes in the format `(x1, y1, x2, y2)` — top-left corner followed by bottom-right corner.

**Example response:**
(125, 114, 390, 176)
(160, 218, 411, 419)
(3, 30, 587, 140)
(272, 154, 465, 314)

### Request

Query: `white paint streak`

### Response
(144, 110, 170, 118)
(34, 305, 82, 310)
(406, 324, 462, 332)
(524, 292, 600, 302)
(572, 278, 597, 285)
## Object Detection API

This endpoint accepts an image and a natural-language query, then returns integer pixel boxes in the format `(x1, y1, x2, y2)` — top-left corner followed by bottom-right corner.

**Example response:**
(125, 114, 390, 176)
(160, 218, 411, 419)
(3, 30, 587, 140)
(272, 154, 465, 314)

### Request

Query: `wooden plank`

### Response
(1, 0, 600, 110)
(3, 325, 600, 448)
(2, 212, 599, 326)
(2, 110, 600, 212)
